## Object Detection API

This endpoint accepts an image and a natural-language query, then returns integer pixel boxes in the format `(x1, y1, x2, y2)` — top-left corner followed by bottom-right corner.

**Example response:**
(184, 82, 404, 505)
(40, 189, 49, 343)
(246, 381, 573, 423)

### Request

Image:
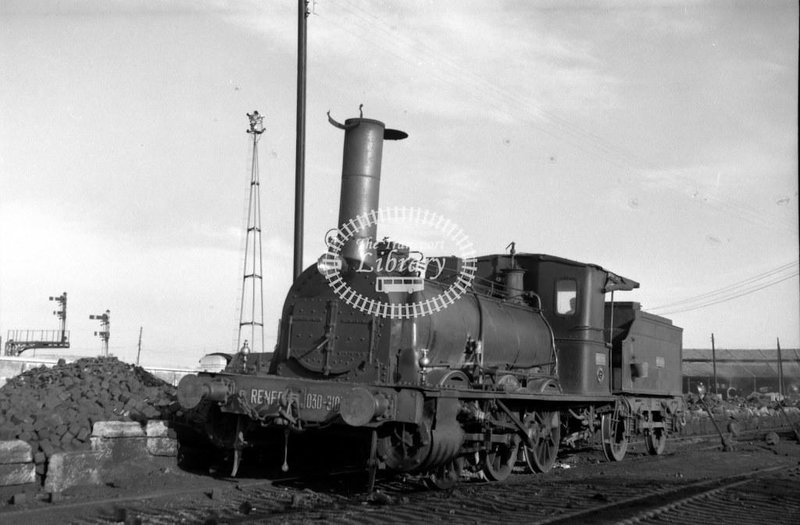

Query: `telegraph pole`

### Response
(137, 327, 143, 365)
(293, 0, 309, 279)
(711, 333, 717, 396)
(776, 337, 784, 397)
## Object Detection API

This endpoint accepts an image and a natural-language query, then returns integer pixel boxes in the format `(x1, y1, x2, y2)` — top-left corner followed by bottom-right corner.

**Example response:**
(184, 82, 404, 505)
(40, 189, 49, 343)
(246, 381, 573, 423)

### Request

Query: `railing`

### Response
(6, 329, 70, 344)
(4, 330, 71, 355)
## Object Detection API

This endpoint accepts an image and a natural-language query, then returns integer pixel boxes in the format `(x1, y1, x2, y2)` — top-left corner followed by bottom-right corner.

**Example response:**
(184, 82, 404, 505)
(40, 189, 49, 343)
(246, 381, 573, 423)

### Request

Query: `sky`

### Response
(1, 0, 797, 369)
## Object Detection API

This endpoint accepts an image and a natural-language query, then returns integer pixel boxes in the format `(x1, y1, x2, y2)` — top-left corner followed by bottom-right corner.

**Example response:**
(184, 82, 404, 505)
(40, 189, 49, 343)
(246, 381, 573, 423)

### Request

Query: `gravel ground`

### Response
(2, 432, 798, 524)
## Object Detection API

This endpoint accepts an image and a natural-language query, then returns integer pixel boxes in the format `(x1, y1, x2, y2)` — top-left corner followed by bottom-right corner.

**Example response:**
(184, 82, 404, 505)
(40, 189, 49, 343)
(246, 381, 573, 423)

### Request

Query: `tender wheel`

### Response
(601, 412, 629, 462)
(523, 410, 560, 473)
(482, 434, 520, 482)
(644, 428, 666, 455)
(425, 458, 463, 490)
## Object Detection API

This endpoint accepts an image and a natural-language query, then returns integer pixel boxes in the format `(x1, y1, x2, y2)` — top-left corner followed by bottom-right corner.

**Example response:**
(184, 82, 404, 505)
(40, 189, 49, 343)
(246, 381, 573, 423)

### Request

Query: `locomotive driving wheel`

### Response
(601, 410, 630, 462)
(481, 411, 520, 482)
(523, 410, 560, 473)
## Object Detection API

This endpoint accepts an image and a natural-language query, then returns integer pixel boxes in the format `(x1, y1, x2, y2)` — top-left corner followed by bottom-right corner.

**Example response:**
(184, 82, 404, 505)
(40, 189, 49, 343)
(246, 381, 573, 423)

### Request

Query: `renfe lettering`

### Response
(249, 389, 283, 405)
(247, 389, 341, 411)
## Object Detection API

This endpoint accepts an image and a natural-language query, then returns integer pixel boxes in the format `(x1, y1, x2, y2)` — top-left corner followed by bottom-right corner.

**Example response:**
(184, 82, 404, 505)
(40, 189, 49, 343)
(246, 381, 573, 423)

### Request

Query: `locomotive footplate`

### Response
(425, 388, 616, 405)
(178, 372, 626, 430)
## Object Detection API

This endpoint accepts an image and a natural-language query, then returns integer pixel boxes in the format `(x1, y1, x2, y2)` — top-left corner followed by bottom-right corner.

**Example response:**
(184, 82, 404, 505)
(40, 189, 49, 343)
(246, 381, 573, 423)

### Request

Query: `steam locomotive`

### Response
(176, 114, 684, 489)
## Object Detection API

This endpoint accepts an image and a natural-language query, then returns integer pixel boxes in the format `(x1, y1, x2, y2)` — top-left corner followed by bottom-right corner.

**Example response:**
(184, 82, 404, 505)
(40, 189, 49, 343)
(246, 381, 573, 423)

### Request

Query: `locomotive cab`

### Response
(476, 253, 639, 395)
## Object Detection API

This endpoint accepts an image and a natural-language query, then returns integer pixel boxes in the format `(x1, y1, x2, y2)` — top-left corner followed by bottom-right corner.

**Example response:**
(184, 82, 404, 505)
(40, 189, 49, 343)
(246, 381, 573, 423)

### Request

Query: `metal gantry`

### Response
(3, 292, 71, 355)
(237, 111, 266, 354)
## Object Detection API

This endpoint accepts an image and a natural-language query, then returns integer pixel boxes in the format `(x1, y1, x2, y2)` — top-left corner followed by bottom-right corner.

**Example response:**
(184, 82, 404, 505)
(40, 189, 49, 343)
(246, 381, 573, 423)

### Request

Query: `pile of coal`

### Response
(0, 357, 177, 462)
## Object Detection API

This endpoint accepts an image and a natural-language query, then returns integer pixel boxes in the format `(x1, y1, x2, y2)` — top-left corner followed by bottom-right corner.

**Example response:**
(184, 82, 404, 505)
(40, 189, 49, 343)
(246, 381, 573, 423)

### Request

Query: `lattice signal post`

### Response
(90, 310, 111, 357)
(237, 111, 266, 354)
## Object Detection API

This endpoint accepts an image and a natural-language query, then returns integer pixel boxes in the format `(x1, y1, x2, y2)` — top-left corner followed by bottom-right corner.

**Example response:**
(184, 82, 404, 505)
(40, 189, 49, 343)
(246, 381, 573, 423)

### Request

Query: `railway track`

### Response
(0, 470, 351, 525)
(617, 466, 800, 525)
(539, 464, 800, 525)
(1, 428, 797, 524)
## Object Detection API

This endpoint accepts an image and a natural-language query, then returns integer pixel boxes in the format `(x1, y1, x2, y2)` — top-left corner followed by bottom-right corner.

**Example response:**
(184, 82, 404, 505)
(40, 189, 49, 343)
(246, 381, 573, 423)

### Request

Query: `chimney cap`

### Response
(384, 128, 408, 141)
(328, 111, 408, 140)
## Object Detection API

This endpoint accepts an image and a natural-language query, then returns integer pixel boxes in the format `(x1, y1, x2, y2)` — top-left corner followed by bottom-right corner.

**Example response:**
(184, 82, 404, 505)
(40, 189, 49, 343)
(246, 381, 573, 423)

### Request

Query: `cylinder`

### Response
(340, 387, 389, 427)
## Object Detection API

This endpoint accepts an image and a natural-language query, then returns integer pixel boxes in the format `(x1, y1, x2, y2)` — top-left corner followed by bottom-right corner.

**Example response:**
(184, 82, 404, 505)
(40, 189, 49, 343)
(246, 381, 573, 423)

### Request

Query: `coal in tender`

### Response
(0, 357, 178, 461)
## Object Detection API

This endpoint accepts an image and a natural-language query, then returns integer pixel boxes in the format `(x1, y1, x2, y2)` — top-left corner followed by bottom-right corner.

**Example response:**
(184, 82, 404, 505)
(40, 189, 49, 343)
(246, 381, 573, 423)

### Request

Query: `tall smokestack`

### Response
(329, 114, 406, 267)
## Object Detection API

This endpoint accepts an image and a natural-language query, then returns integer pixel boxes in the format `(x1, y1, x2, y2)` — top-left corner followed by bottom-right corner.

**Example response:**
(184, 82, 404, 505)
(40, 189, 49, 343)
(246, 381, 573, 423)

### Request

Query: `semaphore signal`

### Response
(89, 310, 111, 357)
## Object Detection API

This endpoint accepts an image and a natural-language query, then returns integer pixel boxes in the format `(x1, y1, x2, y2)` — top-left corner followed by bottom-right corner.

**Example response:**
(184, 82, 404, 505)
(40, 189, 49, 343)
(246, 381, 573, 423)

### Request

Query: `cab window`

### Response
(555, 279, 577, 315)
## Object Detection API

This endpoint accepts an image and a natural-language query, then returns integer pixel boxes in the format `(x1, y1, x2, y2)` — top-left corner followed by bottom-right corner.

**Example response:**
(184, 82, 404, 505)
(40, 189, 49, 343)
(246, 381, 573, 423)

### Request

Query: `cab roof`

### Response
(480, 252, 640, 292)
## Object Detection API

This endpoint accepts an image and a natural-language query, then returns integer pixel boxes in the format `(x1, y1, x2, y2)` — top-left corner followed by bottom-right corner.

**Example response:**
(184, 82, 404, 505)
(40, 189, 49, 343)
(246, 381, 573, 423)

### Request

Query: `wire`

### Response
(324, 2, 798, 236)
(315, 3, 800, 319)
(663, 272, 797, 315)
(333, 0, 645, 170)
(648, 260, 799, 311)
(647, 261, 799, 315)
(649, 265, 798, 314)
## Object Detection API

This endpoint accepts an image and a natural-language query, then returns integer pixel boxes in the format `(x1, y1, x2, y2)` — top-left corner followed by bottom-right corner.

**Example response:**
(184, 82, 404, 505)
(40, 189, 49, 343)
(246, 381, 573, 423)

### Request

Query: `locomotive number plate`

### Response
(299, 391, 342, 411)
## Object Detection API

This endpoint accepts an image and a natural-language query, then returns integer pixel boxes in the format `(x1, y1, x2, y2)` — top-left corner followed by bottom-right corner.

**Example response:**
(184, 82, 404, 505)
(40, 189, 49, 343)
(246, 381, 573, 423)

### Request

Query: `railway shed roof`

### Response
(682, 348, 800, 379)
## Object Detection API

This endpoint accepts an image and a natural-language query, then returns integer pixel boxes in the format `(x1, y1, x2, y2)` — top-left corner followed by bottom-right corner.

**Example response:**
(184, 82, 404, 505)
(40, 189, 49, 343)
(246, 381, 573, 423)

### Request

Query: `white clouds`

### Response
(428, 168, 489, 216)
(1, 1, 797, 364)
(0, 0, 227, 17)
(634, 156, 798, 237)
(275, 1, 622, 126)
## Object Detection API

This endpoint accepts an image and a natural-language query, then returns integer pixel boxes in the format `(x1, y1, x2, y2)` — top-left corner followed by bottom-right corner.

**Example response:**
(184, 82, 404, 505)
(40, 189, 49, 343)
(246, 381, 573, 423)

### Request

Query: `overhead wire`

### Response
(326, 1, 798, 236)
(647, 260, 799, 315)
(316, 2, 798, 319)
(334, 0, 646, 171)
(648, 260, 799, 311)
(654, 272, 798, 315)
(320, 3, 562, 145)
(692, 190, 797, 235)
